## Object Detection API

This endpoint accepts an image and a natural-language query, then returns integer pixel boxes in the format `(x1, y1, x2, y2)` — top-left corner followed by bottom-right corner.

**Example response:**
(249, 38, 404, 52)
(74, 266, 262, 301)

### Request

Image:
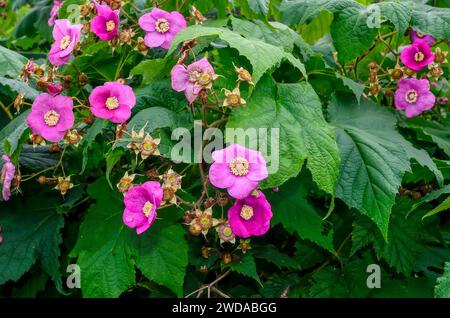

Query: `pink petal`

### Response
(171, 65, 188, 92)
(227, 177, 258, 199)
(209, 162, 236, 188)
(144, 31, 165, 48)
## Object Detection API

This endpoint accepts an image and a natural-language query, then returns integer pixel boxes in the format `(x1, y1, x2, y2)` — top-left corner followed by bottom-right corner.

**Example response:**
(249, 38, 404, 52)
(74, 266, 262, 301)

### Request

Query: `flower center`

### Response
(106, 20, 116, 32)
(105, 96, 119, 110)
(44, 110, 60, 127)
(222, 227, 233, 237)
(142, 201, 153, 218)
(229, 157, 249, 176)
(414, 51, 425, 62)
(155, 18, 170, 33)
(227, 94, 240, 106)
(240, 205, 254, 221)
(405, 89, 418, 104)
(59, 35, 71, 50)
(197, 72, 212, 86)
(199, 215, 212, 229)
(188, 67, 201, 83)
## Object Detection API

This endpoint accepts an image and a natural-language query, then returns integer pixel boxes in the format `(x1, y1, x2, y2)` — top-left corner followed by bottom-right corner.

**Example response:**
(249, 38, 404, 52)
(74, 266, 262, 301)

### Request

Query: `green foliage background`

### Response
(1, 0, 450, 298)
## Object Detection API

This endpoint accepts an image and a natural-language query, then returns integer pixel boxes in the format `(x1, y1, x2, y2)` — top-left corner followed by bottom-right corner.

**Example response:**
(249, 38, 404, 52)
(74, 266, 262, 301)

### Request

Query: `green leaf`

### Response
(410, 4, 450, 40)
(253, 245, 300, 270)
(0, 45, 27, 77)
(227, 76, 340, 193)
(80, 119, 108, 174)
(423, 196, 450, 219)
(329, 93, 410, 239)
(330, 5, 377, 64)
(352, 198, 425, 276)
(229, 253, 261, 285)
(0, 195, 64, 291)
(377, 1, 411, 35)
(435, 262, 450, 298)
(267, 176, 336, 254)
(407, 184, 450, 217)
(130, 59, 174, 86)
(401, 141, 444, 187)
(70, 178, 138, 297)
(0, 77, 39, 99)
(167, 25, 307, 84)
(247, 0, 269, 16)
(231, 17, 295, 52)
(0, 110, 31, 161)
(105, 148, 125, 189)
(136, 223, 188, 297)
(335, 73, 364, 103)
(401, 117, 450, 159)
(309, 259, 371, 297)
(280, 0, 359, 26)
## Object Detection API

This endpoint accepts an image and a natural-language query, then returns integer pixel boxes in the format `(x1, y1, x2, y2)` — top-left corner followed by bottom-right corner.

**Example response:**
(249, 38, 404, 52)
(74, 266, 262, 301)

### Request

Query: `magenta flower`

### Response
(228, 190, 272, 238)
(26, 93, 74, 142)
(48, 0, 63, 26)
(400, 40, 435, 71)
(1, 155, 15, 201)
(394, 78, 436, 118)
(48, 19, 82, 66)
(209, 144, 268, 199)
(89, 82, 136, 123)
(410, 30, 435, 47)
(123, 181, 163, 234)
(138, 8, 186, 50)
(171, 57, 216, 103)
(47, 82, 63, 96)
(91, 1, 119, 41)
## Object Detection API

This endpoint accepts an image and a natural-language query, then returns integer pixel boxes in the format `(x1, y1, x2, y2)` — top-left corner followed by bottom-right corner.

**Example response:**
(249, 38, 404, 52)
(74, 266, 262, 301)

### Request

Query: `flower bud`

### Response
(189, 221, 203, 236)
(222, 252, 232, 265)
(38, 175, 47, 184)
(78, 73, 88, 86)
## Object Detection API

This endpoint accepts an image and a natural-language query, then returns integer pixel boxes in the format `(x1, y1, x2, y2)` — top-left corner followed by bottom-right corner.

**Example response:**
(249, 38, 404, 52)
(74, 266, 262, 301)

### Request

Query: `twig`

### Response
(185, 269, 231, 298)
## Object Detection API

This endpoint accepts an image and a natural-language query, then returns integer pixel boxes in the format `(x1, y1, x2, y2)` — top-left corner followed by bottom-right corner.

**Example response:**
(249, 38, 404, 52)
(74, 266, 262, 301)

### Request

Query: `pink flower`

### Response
(400, 40, 435, 71)
(48, 19, 82, 66)
(410, 30, 435, 47)
(47, 82, 63, 96)
(228, 190, 272, 238)
(1, 155, 15, 201)
(26, 93, 75, 142)
(90, 1, 119, 41)
(394, 78, 435, 118)
(138, 8, 186, 50)
(123, 181, 163, 234)
(48, 0, 63, 26)
(209, 144, 268, 199)
(89, 82, 136, 123)
(171, 57, 215, 103)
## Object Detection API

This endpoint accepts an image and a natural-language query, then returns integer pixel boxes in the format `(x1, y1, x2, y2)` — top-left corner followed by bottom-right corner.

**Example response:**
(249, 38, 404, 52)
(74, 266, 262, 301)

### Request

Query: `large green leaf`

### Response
(229, 253, 261, 285)
(227, 76, 340, 193)
(377, 1, 411, 35)
(70, 178, 138, 297)
(351, 198, 425, 276)
(267, 176, 336, 254)
(136, 223, 188, 297)
(330, 5, 377, 64)
(0, 195, 64, 291)
(0, 77, 39, 99)
(167, 25, 307, 84)
(410, 3, 450, 40)
(130, 59, 174, 86)
(329, 93, 410, 239)
(0, 45, 27, 78)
